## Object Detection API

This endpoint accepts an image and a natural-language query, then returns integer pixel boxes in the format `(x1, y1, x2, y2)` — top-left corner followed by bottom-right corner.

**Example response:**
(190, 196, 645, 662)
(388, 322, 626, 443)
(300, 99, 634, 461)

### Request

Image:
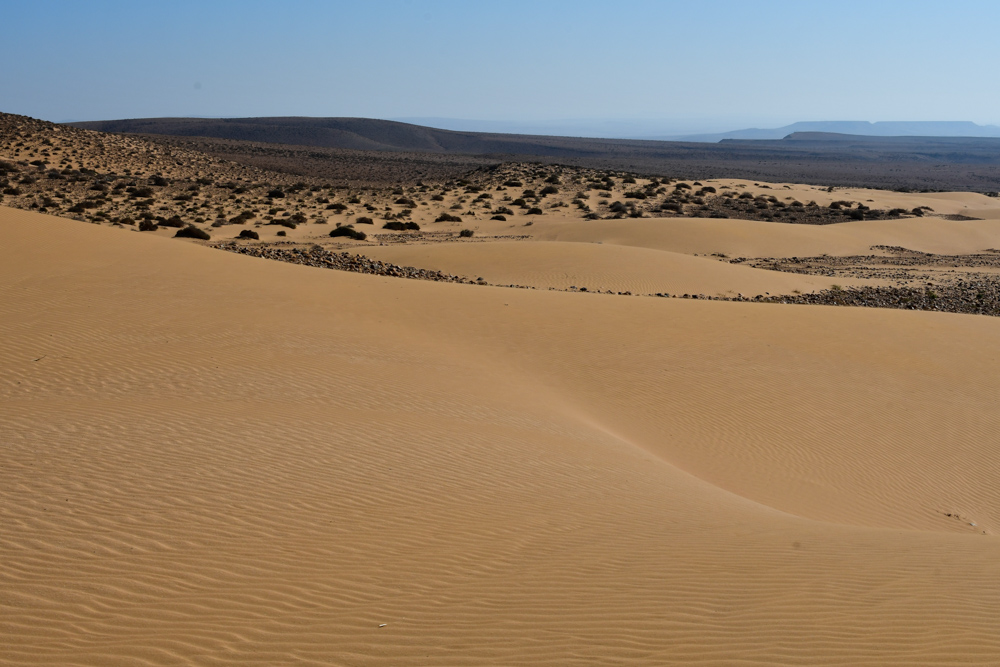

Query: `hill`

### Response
(68, 116, 1000, 192)
(68, 116, 611, 156)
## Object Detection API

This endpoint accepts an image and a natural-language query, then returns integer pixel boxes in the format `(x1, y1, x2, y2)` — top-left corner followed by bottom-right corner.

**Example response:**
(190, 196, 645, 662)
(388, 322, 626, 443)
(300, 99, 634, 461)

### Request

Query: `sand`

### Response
(361, 240, 880, 296)
(4, 205, 1000, 666)
(528, 213, 1000, 258)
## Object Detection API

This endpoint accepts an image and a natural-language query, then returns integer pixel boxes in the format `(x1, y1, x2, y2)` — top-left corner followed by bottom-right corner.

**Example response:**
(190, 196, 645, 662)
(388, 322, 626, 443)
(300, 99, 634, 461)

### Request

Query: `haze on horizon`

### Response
(3, 0, 999, 137)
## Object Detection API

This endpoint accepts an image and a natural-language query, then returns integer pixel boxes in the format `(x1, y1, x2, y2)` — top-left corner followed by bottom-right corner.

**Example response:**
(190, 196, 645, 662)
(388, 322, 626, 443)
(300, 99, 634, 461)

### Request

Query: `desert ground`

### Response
(4, 112, 1000, 665)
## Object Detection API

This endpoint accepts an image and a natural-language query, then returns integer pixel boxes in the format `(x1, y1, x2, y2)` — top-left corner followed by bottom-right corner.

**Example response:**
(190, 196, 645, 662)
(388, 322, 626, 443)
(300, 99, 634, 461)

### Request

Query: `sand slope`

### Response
(4, 207, 1000, 666)
(530, 214, 1000, 258)
(362, 241, 868, 296)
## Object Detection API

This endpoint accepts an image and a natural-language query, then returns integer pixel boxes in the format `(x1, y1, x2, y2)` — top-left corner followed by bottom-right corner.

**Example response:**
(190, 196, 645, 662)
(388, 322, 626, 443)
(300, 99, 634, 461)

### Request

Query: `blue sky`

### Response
(3, 0, 998, 134)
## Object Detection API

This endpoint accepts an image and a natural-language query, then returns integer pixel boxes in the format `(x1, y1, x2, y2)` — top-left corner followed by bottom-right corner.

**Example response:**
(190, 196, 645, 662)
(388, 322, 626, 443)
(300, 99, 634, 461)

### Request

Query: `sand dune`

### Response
(531, 213, 1000, 258)
(4, 207, 1000, 666)
(362, 240, 872, 296)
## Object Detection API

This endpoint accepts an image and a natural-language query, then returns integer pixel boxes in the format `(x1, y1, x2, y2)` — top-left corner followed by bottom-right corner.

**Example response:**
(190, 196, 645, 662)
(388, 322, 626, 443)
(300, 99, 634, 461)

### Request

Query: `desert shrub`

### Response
(160, 216, 185, 228)
(383, 221, 420, 231)
(175, 225, 211, 240)
(661, 202, 682, 212)
(526, 207, 543, 215)
(329, 226, 366, 240)
(490, 215, 506, 221)
(522, 189, 536, 198)
(540, 185, 559, 195)
(230, 211, 256, 224)
(348, 196, 361, 204)
(512, 198, 527, 207)
(609, 201, 627, 213)
(239, 229, 260, 239)
(138, 220, 158, 231)
(476, 193, 493, 200)
(431, 194, 444, 201)
(459, 229, 475, 237)
(327, 202, 348, 211)
(267, 189, 285, 198)
(395, 197, 417, 207)
(503, 180, 522, 187)
(545, 175, 562, 184)
(150, 175, 169, 187)
(624, 191, 647, 199)
(118, 216, 135, 226)
(276, 230, 287, 236)
(674, 183, 692, 190)
(354, 216, 374, 225)
(435, 213, 462, 223)
(911, 208, 924, 216)
(3, 187, 21, 195)
(493, 206, 514, 215)
(888, 208, 907, 216)
(289, 212, 307, 224)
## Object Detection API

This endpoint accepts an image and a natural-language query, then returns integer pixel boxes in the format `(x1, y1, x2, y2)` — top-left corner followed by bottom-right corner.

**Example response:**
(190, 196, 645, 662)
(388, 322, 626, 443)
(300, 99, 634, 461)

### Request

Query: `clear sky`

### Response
(3, 0, 998, 134)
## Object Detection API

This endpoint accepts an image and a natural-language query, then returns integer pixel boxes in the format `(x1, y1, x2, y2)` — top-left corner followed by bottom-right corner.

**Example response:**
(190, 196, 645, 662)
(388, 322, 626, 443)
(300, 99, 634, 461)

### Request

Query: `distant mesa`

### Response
(673, 121, 1000, 143)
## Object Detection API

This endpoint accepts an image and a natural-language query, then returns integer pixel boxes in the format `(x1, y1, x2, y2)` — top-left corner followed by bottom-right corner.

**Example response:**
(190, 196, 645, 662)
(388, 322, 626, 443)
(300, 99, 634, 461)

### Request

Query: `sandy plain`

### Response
(4, 201, 1000, 666)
